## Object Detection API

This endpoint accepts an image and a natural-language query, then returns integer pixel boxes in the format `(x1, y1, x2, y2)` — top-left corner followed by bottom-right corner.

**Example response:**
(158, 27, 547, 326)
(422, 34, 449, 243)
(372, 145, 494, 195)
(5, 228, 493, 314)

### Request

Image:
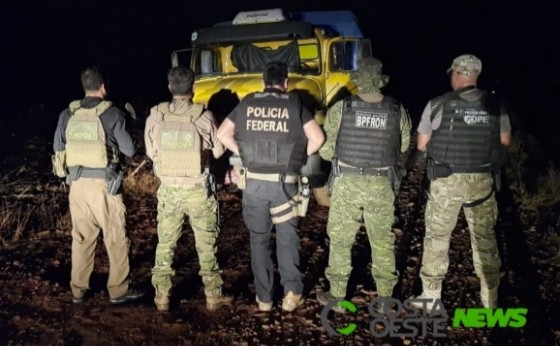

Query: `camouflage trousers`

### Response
(152, 183, 224, 298)
(325, 175, 397, 298)
(420, 173, 502, 292)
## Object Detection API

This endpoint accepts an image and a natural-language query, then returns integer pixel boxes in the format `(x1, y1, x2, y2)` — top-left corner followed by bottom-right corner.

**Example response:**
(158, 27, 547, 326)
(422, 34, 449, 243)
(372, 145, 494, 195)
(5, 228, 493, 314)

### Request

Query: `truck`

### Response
(171, 8, 372, 206)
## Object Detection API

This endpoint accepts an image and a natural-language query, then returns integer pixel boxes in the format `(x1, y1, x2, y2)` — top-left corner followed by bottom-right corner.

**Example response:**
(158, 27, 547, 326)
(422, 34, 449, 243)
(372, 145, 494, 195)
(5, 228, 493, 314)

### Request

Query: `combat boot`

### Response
(480, 282, 499, 309)
(373, 296, 398, 315)
(154, 292, 170, 312)
(410, 287, 443, 314)
(206, 294, 234, 311)
(154, 287, 170, 311)
(316, 291, 346, 313)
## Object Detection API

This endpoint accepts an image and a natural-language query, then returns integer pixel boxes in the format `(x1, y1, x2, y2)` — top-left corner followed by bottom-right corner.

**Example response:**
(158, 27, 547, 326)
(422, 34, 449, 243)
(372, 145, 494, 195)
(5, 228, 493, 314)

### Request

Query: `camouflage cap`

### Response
(446, 54, 482, 76)
(350, 57, 389, 93)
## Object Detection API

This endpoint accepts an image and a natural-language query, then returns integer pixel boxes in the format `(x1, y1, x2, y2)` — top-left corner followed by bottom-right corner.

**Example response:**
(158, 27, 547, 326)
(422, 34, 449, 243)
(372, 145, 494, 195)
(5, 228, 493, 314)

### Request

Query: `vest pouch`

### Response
(52, 150, 68, 178)
(427, 160, 452, 181)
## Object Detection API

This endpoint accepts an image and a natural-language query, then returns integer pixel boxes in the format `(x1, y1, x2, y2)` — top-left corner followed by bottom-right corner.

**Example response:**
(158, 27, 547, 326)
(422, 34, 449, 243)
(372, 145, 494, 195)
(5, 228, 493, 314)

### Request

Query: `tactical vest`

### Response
(65, 100, 113, 168)
(155, 102, 204, 178)
(236, 91, 307, 173)
(336, 95, 401, 167)
(428, 92, 500, 169)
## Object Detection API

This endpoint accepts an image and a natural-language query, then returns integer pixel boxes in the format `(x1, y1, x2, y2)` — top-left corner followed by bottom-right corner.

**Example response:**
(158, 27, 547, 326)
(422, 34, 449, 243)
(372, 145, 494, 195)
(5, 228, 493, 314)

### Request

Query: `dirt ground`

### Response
(1, 114, 559, 345)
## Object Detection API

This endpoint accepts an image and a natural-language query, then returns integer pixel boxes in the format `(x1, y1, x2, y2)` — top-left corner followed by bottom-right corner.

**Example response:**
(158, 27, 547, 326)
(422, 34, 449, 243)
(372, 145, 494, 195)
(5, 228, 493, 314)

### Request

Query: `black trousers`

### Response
(242, 180, 303, 302)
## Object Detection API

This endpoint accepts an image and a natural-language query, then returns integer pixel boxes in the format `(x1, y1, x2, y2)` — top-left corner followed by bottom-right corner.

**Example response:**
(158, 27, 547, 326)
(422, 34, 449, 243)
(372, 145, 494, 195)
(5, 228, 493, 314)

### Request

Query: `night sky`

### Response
(2, 1, 559, 135)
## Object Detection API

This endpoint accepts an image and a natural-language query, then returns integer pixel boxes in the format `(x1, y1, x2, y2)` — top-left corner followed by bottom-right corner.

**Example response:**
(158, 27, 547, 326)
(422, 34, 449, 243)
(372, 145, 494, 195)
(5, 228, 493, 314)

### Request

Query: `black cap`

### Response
(263, 61, 288, 85)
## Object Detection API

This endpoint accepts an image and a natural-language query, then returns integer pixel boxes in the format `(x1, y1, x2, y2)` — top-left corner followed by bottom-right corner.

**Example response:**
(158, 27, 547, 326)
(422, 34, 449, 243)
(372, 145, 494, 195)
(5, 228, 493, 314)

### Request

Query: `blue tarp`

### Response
(295, 11, 363, 38)
(212, 10, 364, 38)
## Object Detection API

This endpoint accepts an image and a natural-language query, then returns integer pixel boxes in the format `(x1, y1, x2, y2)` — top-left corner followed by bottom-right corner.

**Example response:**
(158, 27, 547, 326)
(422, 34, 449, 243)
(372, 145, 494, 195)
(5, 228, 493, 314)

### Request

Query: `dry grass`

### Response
(0, 201, 35, 245)
(505, 132, 560, 226)
(123, 162, 160, 197)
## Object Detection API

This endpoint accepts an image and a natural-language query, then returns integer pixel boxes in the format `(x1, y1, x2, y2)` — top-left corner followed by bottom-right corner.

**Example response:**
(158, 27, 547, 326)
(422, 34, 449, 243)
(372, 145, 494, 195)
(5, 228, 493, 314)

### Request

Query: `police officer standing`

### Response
(217, 62, 324, 312)
(316, 57, 412, 309)
(410, 54, 511, 310)
(53, 67, 144, 304)
(144, 66, 232, 312)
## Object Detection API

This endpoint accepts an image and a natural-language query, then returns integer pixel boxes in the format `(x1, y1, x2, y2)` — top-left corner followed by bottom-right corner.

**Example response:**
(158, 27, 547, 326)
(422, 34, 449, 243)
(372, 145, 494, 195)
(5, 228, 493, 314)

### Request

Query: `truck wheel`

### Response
(312, 185, 330, 207)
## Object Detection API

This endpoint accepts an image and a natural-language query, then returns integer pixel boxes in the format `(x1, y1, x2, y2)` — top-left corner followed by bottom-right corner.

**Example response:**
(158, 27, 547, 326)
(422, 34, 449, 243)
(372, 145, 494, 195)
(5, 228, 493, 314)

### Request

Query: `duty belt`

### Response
(448, 165, 492, 174)
(68, 166, 107, 179)
(246, 171, 298, 184)
(338, 166, 389, 177)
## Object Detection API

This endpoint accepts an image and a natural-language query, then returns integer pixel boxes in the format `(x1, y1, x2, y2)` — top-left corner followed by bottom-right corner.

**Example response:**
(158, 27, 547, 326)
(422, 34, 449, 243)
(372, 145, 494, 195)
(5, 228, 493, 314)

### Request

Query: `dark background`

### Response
(1, 1, 559, 152)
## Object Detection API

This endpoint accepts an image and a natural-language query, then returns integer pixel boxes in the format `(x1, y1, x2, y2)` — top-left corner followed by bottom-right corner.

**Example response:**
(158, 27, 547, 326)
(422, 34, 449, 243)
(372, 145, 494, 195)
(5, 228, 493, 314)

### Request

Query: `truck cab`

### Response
(172, 8, 371, 205)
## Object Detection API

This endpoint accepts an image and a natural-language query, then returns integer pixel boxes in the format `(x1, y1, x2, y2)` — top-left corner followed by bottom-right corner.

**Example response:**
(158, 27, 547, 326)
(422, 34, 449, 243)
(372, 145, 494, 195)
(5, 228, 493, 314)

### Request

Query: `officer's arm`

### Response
(53, 110, 68, 152)
(198, 110, 226, 159)
(399, 105, 412, 153)
(417, 133, 431, 152)
(416, 101, 435, 152)
(499, 104, 512, 146)
(303, 119, 325, 155)
(113, 112, 135, 158)
(217, 118, 239, 155)
(144, 107, 159, 161)
(318, 101, 343, 161)
(500, 132, 511, 146)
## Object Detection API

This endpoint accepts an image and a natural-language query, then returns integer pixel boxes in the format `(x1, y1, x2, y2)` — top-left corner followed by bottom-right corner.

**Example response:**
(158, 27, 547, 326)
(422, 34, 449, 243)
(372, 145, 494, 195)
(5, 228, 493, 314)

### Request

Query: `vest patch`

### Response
(246, 120, 289, 132)
(461, 109, 489, 125)
(247, 106, 289, 119)
(246, 106, 290, 132)
(67, 121, 99, 140)
(161, 130, 194, 150)
(355, 112, 388, 129)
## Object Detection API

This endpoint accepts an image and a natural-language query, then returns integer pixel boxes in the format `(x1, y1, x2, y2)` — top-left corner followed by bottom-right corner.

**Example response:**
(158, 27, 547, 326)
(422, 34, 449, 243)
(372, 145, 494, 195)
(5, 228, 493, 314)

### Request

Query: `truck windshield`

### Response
(192, 48, 222, 77)
(330, 39, 372, 71)
(192, 40, 320, 77)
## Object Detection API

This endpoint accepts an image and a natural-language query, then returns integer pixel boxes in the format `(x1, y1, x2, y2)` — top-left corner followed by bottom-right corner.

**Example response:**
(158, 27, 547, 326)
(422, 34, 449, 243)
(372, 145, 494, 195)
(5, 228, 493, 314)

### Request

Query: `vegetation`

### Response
(504, 129, 560, 227)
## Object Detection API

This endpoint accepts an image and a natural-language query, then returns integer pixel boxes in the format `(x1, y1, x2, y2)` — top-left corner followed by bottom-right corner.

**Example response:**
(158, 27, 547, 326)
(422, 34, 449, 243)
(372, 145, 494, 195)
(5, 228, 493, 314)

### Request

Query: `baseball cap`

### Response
(350, 57, 389, 93)
(446, 54, 482, 76)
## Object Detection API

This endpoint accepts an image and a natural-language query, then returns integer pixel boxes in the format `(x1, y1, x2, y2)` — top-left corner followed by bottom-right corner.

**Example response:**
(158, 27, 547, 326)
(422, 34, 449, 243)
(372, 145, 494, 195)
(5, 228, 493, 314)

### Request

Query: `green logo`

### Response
(336, 301, 358, 335)
(453, 308, 528, 328)
(320, 300, 358, 336)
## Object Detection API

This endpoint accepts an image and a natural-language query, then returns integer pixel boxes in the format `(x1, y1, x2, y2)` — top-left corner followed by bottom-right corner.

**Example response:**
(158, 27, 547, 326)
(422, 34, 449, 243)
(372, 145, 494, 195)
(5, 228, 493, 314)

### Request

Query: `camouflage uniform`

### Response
(319, 58, 412, 299)
(421, 174, 501, 293)
(415, 54, 511, 308)
(145, 98, 226, 302)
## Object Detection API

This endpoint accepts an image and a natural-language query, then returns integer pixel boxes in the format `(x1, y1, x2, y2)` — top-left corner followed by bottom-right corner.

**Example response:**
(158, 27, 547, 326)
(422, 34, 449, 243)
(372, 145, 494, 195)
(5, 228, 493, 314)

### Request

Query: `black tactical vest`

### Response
(236, 90, 307, 173)
(336, 95, 401, 167)
(429, 92, 500, 170)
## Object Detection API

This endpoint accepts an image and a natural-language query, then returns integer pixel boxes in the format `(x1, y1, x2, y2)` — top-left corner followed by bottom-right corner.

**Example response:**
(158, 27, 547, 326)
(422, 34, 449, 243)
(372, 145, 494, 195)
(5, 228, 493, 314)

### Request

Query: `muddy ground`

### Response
(0, 112, 559, 345)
